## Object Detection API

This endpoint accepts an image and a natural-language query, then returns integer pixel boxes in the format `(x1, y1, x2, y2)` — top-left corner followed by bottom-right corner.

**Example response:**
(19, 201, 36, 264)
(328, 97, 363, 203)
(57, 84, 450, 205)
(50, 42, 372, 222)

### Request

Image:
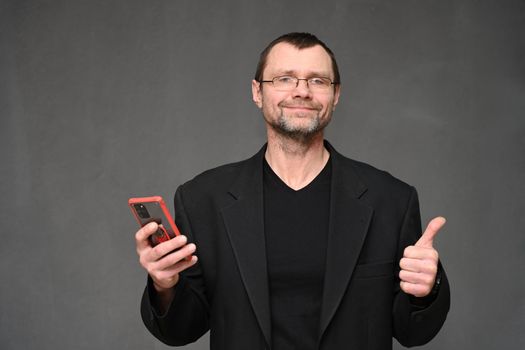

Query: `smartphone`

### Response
(128, 196, 182, 247)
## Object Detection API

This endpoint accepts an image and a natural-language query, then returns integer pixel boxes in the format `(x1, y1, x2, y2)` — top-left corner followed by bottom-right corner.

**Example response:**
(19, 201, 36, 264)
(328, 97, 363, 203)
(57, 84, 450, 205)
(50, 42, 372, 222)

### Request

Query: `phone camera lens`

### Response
(134, 204, 150, 219)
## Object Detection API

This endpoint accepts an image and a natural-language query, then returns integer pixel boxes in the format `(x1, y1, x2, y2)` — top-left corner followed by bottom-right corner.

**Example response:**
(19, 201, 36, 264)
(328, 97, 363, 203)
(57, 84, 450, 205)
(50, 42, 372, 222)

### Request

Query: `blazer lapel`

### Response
(219, 143, 373, 346)
(319, 144, 373, 340)
(220, 147, 272, 348)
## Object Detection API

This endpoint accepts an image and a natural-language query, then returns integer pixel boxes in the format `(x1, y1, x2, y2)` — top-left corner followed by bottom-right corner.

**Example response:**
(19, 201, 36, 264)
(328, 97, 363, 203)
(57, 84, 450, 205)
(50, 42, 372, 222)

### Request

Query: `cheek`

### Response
(260, 100, 279, 121)
(322, 98, 336, 113)
(261, 96, 282, 113)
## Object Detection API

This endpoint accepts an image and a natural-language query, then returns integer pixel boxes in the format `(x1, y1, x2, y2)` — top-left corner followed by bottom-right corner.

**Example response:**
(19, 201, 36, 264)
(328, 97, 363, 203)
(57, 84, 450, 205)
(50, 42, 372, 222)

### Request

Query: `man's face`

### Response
(252, 43, 340, 140)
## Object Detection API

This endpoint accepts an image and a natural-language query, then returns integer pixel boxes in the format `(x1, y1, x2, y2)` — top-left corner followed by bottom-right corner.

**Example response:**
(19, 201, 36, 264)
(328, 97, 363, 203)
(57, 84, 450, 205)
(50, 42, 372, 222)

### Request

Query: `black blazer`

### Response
(141, 142, 450, 349)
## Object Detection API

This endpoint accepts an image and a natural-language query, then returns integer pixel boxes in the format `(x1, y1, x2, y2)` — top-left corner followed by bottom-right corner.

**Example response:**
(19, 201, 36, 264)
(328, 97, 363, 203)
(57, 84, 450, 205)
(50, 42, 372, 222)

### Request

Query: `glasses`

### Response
(258, 75, 338, 92)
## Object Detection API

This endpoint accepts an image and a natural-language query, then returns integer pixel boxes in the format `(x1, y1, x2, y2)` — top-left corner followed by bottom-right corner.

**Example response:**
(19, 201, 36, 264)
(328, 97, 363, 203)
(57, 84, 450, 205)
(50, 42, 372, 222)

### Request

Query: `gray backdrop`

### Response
(1, 0, 524, 349)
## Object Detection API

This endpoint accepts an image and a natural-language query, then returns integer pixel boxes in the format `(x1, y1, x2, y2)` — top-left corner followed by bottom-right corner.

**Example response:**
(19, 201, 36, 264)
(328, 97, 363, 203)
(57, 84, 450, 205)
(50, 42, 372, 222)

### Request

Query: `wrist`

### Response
(151, 281, 176, 314)
(152, 275, 179, 293)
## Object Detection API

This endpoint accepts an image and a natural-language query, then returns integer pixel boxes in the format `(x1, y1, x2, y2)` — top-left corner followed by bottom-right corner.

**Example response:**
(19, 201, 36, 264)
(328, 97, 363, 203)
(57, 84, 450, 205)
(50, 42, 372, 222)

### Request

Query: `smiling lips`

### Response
(286, 106, 316, 110)
(279, 102, 321, 111)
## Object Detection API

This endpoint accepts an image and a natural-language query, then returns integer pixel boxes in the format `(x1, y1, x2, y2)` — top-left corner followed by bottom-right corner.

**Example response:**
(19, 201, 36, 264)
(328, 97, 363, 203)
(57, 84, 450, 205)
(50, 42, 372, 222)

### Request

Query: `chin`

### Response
(281, 114, 330, 133)
(274, 120, 329, 141)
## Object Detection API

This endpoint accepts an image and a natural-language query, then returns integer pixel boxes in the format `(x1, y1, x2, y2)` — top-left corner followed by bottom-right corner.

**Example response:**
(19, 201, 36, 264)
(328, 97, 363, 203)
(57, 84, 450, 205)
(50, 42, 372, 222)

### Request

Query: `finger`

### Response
(151, 255, 199, 289)
(154, 243, 196, 271)
(179, 255, 198, 272)
(135, 222, 159, 251)
(402, 246, 439, 261)
(416, 216, 446, 248)
(147, 235, 189, 262)
(399, 257, 439, 274)
(399, 270, 436, 286)
(156, 255, 199, 278)
(400, 281, 431, 297)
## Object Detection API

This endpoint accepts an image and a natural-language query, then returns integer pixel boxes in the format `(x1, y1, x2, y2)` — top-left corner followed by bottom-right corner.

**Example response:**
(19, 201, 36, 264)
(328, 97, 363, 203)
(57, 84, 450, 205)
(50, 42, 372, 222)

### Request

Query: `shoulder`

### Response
(334, 153, 419, 220)
(175, 147, 263, 204)
(329, 143, 416, 202)
(348, 157, 413, 191)
(181, 158, 248, 193)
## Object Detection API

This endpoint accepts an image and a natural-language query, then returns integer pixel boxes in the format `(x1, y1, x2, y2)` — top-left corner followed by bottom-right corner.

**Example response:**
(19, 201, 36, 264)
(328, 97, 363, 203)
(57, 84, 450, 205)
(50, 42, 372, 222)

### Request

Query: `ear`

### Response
(251, 79, 263, 108)
(332, 84, 341, 109)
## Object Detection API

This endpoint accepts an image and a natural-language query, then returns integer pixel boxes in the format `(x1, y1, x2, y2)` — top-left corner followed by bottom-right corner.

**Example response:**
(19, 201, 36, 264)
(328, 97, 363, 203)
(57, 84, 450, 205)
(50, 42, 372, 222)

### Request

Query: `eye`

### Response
(309, 77, 329, 86)
(275, 76, 295, 84)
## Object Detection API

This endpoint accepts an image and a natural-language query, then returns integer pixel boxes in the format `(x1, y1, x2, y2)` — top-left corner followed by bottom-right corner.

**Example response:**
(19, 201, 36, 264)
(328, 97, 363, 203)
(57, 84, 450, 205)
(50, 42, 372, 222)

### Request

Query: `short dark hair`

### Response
(254, 32, 340, 84)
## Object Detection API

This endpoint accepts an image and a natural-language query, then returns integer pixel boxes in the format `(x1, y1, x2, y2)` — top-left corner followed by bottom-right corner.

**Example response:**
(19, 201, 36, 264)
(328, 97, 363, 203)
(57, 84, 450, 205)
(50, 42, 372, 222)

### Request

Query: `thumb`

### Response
(416, 216, 446, 248)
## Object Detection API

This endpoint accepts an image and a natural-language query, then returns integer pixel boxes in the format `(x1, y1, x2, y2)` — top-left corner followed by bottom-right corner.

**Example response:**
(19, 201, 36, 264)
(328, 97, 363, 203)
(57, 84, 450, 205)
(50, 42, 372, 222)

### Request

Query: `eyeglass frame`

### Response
(257, 75, 340, 91)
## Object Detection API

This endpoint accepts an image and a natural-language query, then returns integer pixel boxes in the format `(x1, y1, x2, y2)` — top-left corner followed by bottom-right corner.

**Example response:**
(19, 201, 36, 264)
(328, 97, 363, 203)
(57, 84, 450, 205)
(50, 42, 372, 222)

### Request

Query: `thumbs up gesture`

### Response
(399, 217, 446, 297)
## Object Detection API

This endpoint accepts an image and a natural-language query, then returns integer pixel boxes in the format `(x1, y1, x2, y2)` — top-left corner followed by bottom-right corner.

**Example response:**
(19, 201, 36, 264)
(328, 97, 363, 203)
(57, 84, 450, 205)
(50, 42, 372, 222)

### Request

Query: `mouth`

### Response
(281, 105, 319, 112)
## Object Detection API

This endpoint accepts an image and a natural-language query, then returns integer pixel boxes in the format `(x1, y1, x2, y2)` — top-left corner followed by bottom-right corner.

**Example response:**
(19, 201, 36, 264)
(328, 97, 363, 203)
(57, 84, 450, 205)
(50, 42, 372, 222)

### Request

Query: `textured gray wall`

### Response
(1, 1, 524, 349)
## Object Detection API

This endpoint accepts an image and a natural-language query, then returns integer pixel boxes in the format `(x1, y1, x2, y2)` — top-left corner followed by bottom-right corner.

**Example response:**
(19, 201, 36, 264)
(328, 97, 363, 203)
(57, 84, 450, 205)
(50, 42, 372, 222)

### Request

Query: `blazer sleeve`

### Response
(392, 187, 451, 347)
(140, 185, 210, 346)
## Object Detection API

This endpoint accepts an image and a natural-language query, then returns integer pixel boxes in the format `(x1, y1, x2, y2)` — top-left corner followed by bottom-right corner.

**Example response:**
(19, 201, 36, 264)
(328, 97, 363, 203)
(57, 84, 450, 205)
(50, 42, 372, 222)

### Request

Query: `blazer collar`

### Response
(220, 145, 272, 347)
(318, 141, 373, 340)
(220, 141, 373, 347)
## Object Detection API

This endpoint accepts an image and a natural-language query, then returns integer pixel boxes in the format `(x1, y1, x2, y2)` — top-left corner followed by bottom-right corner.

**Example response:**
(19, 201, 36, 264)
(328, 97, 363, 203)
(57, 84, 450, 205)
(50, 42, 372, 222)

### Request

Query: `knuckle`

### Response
(421, 286, 432, 296)
(403, 246, 411, 257)
(146, 222, 158, 231)
(167, 236, 183, 250)
(402, 283, 414, 294)
(149, 260, 164, 275)
(152, 245, 166, 258)
(165, 252, 181, 267)
(145, 264, 156, 276)
(179, 258, 196, 272)
(139, 258, 153, 273)
(169, 250, 190, 267)
(404, 246, 416, 257)
(399, 270, 412, 282)
(427, 263, 438, 275)
(153, 270, 166, 281)
(399, 258, 406, 268)
(423, 275, 435, 285)
(412, 285, 424, 296)
(400, 272, 409, 283)
(432, 250, 439, 261)
(400, 281, 406, 291)
(139, 255, 148, 268)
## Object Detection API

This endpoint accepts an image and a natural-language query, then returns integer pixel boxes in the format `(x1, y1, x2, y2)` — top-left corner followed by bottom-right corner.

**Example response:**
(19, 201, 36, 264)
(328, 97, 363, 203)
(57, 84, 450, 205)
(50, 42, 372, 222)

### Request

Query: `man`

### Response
(135, 32, 450, 349)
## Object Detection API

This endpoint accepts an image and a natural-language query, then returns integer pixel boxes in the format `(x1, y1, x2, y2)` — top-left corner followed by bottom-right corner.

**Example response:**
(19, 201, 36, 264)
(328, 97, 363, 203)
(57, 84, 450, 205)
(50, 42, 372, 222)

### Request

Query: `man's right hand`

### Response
(135, 222, 198, 293)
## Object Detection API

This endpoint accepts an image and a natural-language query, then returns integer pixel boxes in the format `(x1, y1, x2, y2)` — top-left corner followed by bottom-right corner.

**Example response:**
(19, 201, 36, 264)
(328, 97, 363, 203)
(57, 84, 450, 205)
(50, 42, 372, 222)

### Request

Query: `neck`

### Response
(265, 131, 329, 190)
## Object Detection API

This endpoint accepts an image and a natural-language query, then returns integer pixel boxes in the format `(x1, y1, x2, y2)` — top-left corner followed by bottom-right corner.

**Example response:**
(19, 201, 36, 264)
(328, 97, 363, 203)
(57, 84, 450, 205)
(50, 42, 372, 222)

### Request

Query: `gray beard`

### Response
(270, 112, 330, 143)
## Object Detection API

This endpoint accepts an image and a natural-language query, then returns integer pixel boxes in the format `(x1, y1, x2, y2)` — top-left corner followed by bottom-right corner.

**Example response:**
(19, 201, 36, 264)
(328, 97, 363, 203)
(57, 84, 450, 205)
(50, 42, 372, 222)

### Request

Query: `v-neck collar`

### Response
(263, 156, 332, 193)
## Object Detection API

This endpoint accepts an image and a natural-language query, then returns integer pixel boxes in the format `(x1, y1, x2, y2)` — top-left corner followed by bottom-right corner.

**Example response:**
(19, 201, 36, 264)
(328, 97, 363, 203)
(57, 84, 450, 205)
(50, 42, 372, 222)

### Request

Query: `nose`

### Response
(292, 79, 312, 98)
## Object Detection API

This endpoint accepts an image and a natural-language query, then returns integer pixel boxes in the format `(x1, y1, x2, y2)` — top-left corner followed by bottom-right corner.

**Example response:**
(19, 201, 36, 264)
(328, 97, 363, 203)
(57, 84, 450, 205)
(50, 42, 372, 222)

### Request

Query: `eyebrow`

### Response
(274, 69, 331, 78)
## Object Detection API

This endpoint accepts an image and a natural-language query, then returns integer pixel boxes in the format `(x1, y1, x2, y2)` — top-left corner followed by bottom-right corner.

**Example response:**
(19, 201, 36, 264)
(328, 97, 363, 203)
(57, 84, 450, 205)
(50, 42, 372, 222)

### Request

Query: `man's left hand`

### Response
(399, 217, 446, 297)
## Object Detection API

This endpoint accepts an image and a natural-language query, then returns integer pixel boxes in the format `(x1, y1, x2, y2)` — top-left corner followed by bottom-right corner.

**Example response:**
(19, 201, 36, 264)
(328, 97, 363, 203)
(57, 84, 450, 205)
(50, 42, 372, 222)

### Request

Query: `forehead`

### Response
(264, 43, 333, 78)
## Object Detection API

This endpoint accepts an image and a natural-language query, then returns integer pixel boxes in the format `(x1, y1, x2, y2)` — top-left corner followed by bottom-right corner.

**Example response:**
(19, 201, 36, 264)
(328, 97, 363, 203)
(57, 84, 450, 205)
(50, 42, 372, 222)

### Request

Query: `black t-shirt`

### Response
(263, 157, 331, 350)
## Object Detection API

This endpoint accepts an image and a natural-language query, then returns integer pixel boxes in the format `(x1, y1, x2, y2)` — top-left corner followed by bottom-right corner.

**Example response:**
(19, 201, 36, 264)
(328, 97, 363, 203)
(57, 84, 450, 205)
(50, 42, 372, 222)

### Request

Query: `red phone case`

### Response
(128, 196, 182, 246)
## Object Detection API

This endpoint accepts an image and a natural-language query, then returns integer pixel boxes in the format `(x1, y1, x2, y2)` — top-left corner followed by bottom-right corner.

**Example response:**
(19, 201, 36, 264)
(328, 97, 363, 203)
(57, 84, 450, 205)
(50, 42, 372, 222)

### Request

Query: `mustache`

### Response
(278, 101, 322, 110)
